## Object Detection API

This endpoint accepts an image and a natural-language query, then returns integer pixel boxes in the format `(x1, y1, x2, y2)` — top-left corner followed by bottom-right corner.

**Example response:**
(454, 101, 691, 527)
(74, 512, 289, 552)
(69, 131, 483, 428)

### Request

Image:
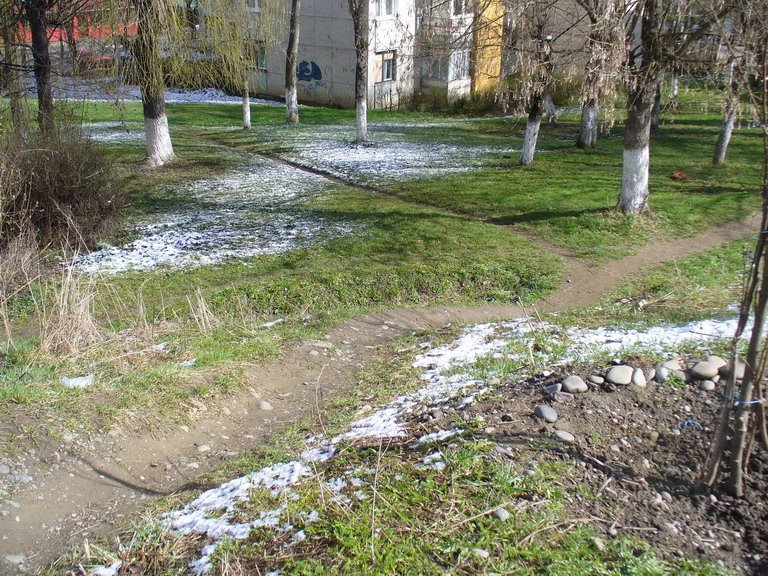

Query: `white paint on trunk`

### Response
(242, 89, 251, 130)
(577, 103, 598, 148)
(520, 118, 541, 166)
(618, 146, 650, 213)
(713, 103, 737, 165)
(671, 76, 679, 99)
(355, 98, 367, 144)
(286, 87, 299, 124)
(144, 114, 174, 168)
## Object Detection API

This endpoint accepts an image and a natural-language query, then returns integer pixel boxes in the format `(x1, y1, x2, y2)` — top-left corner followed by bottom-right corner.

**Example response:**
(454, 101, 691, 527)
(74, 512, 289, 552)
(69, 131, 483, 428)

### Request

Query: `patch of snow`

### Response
(416, 451, 446, 471)
(259, 318, 285, 328)
(415, 428, 463, 446)
(60, 374, 95, 389)
(73, 157, 355, 274)
(88, 561, 122, 576)
(179, 359, 197, 368)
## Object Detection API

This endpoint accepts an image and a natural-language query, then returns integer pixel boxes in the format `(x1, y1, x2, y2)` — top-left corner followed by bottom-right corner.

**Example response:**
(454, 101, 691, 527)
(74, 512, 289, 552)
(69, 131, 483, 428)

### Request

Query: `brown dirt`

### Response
(0, 210, 760, 574)
(442, 357, 768, 574)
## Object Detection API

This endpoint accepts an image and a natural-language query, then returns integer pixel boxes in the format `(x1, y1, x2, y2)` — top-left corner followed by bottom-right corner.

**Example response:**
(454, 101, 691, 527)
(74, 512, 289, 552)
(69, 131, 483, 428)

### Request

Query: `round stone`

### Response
(706, 355, 727, 370)
(632, 368, 647, 388)
(562, 375, 588, 393)
(662, 359, 682, 371)
(534, 404, 558, 423)
(655, 365, 669, 383)
(699, 380, 716, 392)
(606, 365, 633, 385)
(492, 507, 511, 521)
(555, 430, 575, 443)
(588, 375, 604, 384)
(544, 383, 562, 396)
(691, 361, 719, 380)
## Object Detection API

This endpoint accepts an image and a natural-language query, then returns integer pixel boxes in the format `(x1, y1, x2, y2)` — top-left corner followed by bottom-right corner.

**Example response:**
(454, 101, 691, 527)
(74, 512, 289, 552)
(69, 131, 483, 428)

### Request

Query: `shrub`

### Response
(0, 123, 122, 250)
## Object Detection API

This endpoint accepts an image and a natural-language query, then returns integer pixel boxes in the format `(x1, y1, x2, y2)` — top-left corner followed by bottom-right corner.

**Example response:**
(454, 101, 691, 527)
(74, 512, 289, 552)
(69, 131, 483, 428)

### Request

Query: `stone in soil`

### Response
(691, 361, 720, 380)
(553, 391, 574, 404)
(534, 404, 558, 423)
(662, 359, 682, 371)
(588, 375, 604, 384)
(706, 355, 727, 369)
(544, 383, 562, 396)
(555, 430, 575, 443)
(699, 380, 716, 392)
(606, 365, 633, 385)
(655, 365, 669, 383)
(632, 368, 647, 388)
(562, 375, 588, 393)
(492, 507, 511, 521)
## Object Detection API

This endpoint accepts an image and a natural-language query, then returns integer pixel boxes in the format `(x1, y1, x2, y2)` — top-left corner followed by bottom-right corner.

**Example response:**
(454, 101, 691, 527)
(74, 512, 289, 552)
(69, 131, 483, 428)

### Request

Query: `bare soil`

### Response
(0, 204, 759, 574)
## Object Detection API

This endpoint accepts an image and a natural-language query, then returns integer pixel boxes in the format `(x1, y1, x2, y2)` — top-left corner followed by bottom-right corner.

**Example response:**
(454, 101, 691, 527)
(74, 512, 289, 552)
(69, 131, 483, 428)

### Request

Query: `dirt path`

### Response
(0, 201, 759, 574)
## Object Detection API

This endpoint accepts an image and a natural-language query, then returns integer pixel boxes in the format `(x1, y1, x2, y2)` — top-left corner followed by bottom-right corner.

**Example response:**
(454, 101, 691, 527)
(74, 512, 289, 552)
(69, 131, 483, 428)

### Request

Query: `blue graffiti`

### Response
(297, 61, 322, 82)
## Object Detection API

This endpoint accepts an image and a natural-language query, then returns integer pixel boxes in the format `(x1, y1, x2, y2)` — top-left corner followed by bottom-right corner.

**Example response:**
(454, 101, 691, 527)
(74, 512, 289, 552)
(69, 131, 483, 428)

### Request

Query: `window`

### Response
(425, 55, 448, 80)
(255, 45, 267, 73)
(449, 49, 471, 80)
(376, 0, 395, 16)
(380, 51, 396, 82)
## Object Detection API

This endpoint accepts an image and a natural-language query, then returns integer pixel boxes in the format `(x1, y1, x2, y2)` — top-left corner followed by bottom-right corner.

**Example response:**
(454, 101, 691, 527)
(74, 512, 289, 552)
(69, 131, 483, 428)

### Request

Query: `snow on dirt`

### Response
(146, 315, 742, 574)
(74, 156, 355, 273)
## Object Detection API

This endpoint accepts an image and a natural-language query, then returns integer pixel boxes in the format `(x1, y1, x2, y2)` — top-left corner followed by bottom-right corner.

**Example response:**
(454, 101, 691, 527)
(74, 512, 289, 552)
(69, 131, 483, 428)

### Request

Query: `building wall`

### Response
(260, 0, 417, 109)
(472, 0, 504, 94)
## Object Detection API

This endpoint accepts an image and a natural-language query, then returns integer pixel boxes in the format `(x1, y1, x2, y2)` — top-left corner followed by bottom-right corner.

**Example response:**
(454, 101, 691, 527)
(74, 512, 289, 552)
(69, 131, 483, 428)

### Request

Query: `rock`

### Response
(259, 400, 274, 411)
(673, 369, 689, 382)
(644, 368, 656, 382)
(562, 375, 588, 393)
(655, 365, 669, 383)
(692, 361, 720, 380)
(662, 359, 682, 371)
(588, 375, 604, 384)
(606, 365, 633, 385)
(555, 430, 575, 443)
(501, 413, 513, 422)
(196, 444, 211, 453)
(707, 355, 727, 370)
(649, 431, 660, 445)
(553, 392, 574, 404)
(10, 475, 32, 484)
(0, 465, 10, 475)
(533, 404, 558, 423)
(4, 555, 24, 566)
(492, 507, 511, 522)
(610, 443, 621, 452)
(699, 380, 716, 392)
(543, 383, 562, 396)
(472, 548, 490, 560)
(720, 361, 746, 380)
(631, 368, 647, 388)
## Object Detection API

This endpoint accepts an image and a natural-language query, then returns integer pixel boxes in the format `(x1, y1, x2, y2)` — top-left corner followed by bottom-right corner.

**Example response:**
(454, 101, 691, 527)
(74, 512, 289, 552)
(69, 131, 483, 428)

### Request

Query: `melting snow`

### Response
(161, 314, 742, 573)
(73, 157, 355, 273)
(60, 374, 95, 389)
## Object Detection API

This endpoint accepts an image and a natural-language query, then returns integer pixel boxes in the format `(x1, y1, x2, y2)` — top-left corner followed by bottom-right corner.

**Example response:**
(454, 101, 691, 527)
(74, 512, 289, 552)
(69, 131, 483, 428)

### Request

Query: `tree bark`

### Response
(714, 64, 739, 165)
(285, 0, 301, 124)
(349, 0, 368, 144)
(577, 97, 598, 148)
(618, 81, 655, 214)
(650, 81, 662, 133)
(26, 0, 54, 132)
(1, 15, 22, 134)
(242, 80, 251, 130)
(133, 0, 174, 167)
(65, 19, 77, 73)
(520, 96, 543, 166)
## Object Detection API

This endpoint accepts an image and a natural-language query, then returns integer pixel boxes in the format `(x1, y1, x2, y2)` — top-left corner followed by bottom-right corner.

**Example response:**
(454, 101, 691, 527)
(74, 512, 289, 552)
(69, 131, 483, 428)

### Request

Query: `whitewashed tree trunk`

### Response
(618, 82, 655, 214)
(520, 98, 543, 166)
(143, 99, 174, 168)
(671, 75, 679, 100)
(285, 0, 301, 124)
(349, 0, 368, 144)
(713, 98, 738, 165)
(242, 81, 251, 130)
(577, 98, 598, 148)
(134, 0, 174, 167)
(650, 81, 662, 133)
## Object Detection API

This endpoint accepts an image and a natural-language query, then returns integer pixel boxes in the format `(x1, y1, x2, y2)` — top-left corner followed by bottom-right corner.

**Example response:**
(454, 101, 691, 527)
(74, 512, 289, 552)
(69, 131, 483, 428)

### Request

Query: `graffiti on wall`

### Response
(297, 61, 322, 82)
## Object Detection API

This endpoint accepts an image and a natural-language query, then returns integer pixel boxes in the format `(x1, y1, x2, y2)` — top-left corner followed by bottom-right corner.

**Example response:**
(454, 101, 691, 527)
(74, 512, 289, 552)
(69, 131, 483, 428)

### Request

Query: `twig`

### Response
(518, 518, 595, 545)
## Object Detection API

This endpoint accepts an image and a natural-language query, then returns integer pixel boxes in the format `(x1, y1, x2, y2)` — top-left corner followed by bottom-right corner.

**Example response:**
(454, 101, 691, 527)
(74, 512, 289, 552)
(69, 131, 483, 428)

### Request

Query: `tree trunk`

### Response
(133, 0, 174, 167)
(650, 81, 662, 133)
(242, 80, 251, 130)
(520, 96, 543, 166)
(618, 81, 655, 214)
(285, 0, 301, 124)
(577, 97, 598, 149)
(544, 92, 556, 124)
(1, 19, 22, 134)
(26, 0, 54, 132)
(65, 19, 77, 73)
(714, 64, 739, 166)
(670, 74, 679, 102)
(349, 0, 368, 144)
